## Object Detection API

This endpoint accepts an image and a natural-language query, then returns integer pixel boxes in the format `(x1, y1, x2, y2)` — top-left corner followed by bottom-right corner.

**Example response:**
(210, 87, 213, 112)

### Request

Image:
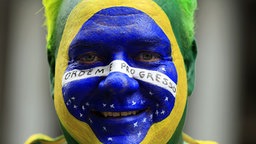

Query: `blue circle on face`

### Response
(62, 7, 177, 144)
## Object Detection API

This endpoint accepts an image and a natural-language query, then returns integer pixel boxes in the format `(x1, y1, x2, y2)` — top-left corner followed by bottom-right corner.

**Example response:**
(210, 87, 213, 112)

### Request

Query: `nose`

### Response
(99, 72, 139, 96)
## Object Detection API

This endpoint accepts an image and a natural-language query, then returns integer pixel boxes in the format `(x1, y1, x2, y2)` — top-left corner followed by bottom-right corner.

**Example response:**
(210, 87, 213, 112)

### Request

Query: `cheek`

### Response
(137, 62, 177, 122)
(63, 78, 97, 93)
(62, 77, 102, 122)
(62, 77, 101, 106)
(163, 62, 178, 83)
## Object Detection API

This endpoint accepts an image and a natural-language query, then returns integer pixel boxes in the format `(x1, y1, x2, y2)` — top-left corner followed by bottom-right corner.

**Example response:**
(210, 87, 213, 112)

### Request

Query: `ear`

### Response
(184, 39, 197, 96)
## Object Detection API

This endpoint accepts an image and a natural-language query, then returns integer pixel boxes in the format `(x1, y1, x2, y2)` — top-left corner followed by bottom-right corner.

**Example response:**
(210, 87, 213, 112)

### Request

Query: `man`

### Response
(26, 0, 217, 143)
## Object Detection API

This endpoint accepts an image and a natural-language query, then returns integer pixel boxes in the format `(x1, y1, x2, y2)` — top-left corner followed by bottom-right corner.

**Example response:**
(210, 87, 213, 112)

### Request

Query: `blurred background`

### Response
(0, 0, 255, 144)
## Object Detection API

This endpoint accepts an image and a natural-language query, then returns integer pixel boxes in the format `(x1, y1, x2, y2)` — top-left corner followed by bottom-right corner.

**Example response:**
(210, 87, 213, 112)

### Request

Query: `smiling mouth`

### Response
(101, 111, 139, 117)
(93, 109, 148, 118)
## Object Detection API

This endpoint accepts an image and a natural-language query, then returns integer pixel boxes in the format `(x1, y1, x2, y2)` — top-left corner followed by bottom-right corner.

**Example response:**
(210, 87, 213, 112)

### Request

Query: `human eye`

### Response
(135, 51, 161, 62)
(76, 52, 102, 64)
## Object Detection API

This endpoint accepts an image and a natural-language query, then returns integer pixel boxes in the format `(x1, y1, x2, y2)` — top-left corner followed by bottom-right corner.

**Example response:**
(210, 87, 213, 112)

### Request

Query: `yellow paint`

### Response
(25, 134, 66, 144)
(183, 133, 218, 144)
(54, 0, 188, 143)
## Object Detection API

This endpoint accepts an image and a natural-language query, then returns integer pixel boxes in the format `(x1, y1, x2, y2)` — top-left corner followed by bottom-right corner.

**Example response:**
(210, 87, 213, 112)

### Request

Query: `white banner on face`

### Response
(62, 60, 177, 97)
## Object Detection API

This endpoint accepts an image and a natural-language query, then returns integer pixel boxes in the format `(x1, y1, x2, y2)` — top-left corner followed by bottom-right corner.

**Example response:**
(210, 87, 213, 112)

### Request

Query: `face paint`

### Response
(62, 7, 177, 143)
(55, 1, 188, 143)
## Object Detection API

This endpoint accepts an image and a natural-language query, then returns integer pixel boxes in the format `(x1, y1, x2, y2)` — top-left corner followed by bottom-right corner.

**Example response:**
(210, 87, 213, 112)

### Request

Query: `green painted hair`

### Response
(42, 0, 198, 97)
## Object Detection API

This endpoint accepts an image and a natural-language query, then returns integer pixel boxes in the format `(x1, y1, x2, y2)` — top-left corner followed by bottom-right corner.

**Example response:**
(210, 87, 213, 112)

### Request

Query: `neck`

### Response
(177, 133, 185, 144)
(167, 131, 184, 144)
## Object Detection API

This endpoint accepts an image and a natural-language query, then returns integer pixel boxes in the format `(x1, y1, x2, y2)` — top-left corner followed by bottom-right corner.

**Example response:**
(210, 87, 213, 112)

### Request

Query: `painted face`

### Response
(55, 1, 188, 143)
(62, 7, 177, 143)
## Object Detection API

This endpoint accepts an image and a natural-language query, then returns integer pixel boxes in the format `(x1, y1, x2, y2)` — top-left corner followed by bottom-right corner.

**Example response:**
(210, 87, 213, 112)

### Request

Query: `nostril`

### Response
(99, 72, 139, 95)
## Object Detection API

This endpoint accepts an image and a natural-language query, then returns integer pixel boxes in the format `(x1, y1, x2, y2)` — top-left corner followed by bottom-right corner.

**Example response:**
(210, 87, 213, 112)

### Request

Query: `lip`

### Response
(87, 107, 152, 143)
(91, 108, 150, 120)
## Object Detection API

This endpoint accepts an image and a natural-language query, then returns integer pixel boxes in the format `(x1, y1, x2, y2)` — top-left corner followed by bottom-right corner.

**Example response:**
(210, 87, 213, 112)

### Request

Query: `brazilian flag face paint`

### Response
(55, 0, 188, 143)
(63, 7, 177, 143)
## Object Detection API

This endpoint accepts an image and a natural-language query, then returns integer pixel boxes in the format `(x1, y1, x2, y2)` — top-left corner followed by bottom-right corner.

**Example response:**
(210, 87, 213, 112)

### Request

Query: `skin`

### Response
(61, 7, 178, 144)
(55, 2, 192, 143)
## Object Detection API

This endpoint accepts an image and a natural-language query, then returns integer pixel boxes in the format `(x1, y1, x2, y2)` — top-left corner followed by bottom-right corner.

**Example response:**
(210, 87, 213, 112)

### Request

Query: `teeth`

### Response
(121, 112, 128, 116)
(113, 112, 120, 117)
(101, 111, 139, 117)
(108, 112, 113, 117)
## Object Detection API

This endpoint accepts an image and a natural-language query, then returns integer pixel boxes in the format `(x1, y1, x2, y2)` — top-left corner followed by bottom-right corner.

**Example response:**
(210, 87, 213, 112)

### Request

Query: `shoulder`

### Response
(25, 134, 67, 144)
(183, 133, 218, 144)
(25, 133, 218, 144)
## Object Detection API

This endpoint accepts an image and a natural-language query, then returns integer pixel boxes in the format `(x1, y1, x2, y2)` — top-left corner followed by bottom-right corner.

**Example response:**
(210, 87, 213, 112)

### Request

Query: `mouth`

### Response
(93, 109, 148, 118)
(88, 108, 152, 144)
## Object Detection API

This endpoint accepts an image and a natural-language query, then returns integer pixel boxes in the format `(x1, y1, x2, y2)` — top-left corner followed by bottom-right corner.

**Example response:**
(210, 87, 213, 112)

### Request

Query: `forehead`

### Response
(70, 7, 170, 47)
(89, 6, 145, 26)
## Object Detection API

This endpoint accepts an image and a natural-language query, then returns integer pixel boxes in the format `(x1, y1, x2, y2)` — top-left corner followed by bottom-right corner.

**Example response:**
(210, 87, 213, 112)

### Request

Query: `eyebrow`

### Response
(68, 41, 105, 60)
(69, 38, 106, 50)
(69, 42, 92, 49)
(128, 38, 163, 47)
(70, 34, 165, 47)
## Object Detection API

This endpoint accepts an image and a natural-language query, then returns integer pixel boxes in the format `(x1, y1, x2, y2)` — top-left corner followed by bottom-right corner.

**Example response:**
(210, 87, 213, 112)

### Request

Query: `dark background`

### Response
(0, 0, 255, 143)
(240, 0, 256, 143)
